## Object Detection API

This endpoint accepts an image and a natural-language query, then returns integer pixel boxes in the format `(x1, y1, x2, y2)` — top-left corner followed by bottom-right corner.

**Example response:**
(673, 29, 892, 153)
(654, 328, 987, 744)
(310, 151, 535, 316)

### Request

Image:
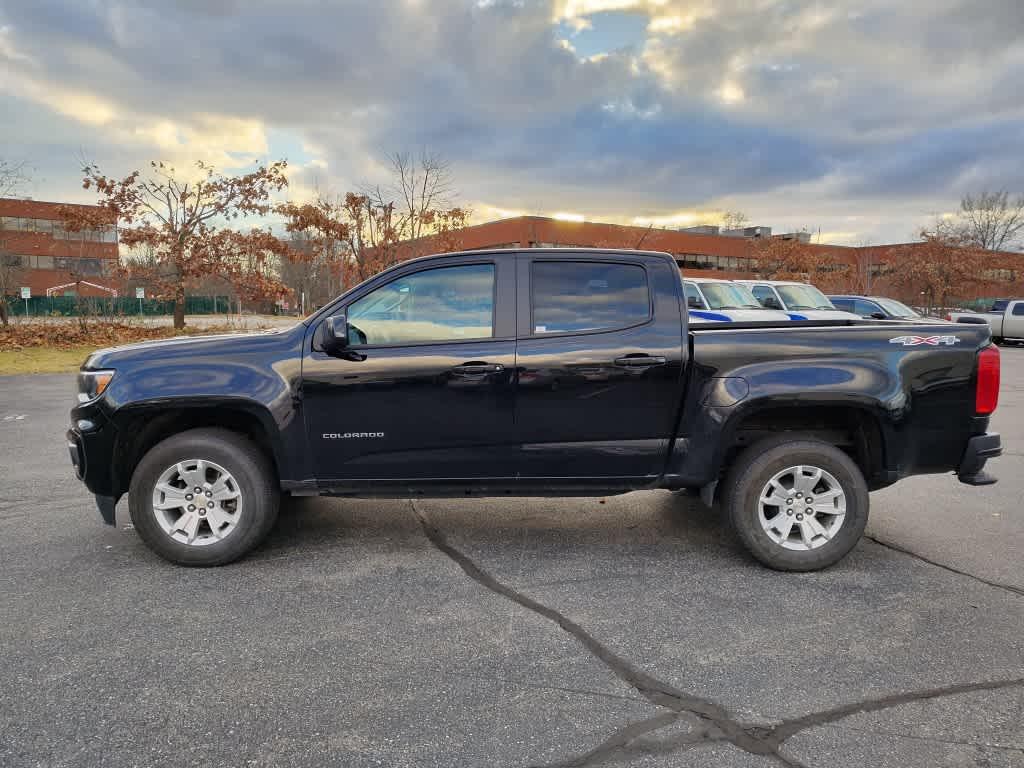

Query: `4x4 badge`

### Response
(889, 335, 961, 346)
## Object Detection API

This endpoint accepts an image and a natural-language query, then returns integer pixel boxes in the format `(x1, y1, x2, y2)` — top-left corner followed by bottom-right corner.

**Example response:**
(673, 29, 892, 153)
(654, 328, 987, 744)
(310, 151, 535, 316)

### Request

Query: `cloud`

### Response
(0, 0, 1022, 245)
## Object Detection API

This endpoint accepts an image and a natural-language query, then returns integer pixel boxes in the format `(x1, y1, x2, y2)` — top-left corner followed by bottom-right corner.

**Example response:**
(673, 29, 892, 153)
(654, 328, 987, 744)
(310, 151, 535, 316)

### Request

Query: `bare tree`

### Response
(0, 158, 30, 198)
(957, 190, 1024, 252)
(721, 210, 749, 231)
(365, 150, 456, 242)
(0, 158, 30, 324)
(0, 238, 25, 326)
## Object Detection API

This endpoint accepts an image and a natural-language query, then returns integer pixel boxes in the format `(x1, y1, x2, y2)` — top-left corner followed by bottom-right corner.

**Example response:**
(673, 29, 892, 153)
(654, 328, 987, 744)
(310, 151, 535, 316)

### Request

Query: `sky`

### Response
(1, 0, 1023, 245)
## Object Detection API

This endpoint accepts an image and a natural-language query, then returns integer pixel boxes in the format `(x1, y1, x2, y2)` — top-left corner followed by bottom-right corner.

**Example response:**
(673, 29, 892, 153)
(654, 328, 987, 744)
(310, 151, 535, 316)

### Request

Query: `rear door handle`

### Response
(452, 361, 504, 374)
(614, 355, 667, 368)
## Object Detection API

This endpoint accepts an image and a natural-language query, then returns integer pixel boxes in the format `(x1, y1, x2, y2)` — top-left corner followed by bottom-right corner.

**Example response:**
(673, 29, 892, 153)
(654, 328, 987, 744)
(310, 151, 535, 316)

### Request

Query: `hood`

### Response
(784, 309, 860, 321)
(82, 325, 301, 370)
(689, 308, 795, 323)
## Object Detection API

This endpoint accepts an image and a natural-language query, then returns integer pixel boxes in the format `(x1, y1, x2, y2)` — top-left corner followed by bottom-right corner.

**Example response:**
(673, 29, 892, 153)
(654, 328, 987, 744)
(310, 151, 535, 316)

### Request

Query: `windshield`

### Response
(698, 282, 764, 310)
(874, 298, 920, 318)
(776, 284, 835, 311)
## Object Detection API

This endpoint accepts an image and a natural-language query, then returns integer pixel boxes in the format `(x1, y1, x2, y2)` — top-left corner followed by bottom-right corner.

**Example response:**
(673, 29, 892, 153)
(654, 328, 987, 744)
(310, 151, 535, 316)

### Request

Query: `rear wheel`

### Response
(128, 428, 278, 566)
(722, 437, 868, 571)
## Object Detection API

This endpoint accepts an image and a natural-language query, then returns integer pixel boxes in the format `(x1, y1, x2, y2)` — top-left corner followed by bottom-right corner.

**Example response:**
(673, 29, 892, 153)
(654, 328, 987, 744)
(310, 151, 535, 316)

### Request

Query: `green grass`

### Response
(0, 347, 95, 375)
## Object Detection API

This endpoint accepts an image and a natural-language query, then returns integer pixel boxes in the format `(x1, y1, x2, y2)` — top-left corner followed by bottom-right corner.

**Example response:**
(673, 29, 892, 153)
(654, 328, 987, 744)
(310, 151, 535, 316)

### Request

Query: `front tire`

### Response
(722, 437, 869, 571)
(128, 428, 279, 566)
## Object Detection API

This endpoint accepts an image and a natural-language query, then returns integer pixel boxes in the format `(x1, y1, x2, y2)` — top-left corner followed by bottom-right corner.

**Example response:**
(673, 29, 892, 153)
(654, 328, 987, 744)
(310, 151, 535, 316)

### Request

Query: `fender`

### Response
(664, 356, 900, 488)
(76, 325, 309, 496)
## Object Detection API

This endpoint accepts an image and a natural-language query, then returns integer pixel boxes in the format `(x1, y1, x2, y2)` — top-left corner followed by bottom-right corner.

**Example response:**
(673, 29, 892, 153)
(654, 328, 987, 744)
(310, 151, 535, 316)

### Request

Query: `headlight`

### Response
(77, 370, 115, 403)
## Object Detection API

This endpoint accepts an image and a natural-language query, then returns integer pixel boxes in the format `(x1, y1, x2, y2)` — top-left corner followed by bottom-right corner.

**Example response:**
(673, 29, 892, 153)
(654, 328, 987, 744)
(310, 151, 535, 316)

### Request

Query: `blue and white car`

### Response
(736, 280, 859, 320)
(683, 278, 794, 322)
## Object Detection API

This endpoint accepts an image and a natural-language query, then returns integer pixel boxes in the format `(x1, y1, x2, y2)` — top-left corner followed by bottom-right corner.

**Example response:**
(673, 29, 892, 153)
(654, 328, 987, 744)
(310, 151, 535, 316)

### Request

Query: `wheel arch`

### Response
(109, 400, 284, 498)
(717, 400, 888, 491)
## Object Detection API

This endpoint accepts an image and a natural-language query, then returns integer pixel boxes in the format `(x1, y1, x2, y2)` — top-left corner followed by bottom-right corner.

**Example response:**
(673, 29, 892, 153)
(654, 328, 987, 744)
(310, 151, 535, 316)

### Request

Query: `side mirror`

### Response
(687, 296, 703, 309)
(322, 314, 349, 353)
(764, 297, 782, 310)
(869, 312, 886, 320)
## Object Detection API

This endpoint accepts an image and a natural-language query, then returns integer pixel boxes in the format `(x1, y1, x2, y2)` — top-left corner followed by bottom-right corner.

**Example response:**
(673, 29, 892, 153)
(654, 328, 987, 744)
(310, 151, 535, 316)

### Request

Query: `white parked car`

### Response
(948, 299, 1024, 344)
(683, 277, 793, 322)
(736, 280, 859, 320)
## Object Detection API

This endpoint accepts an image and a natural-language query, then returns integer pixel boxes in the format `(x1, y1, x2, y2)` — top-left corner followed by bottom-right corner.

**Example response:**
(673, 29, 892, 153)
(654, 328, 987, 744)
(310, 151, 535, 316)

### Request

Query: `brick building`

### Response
(0, 197, 119, 297)
(403, 216, 1021, 303)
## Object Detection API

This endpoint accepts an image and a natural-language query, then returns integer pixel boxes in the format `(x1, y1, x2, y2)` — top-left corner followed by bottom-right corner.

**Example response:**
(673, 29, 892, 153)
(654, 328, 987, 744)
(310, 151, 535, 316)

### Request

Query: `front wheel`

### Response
(128, 428, 279, 566)
(722, 437, 869, 571)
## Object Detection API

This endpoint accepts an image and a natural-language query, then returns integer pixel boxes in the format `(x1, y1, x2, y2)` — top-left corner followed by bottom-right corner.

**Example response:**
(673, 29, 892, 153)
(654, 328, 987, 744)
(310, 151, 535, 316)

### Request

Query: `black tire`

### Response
(722, 437, 869, 571)
(128, 428, 279, 566)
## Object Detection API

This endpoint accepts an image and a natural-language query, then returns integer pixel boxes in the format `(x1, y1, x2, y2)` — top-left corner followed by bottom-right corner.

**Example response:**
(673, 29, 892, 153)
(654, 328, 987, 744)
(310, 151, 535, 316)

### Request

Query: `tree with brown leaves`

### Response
(68, 160, 289, 328)
(891, 230, 991, 313)
(751, 236, 850, 291)
(275, 197, 350, 312)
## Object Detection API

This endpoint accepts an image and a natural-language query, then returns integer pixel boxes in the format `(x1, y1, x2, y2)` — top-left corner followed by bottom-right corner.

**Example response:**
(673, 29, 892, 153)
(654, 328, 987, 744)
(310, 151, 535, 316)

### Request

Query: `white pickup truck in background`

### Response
(949, 299, 1024, 344)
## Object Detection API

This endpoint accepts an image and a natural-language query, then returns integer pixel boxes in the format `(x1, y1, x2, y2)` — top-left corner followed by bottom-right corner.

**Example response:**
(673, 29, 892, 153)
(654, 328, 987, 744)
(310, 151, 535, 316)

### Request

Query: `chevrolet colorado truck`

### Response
(68, 248, 1002, 571)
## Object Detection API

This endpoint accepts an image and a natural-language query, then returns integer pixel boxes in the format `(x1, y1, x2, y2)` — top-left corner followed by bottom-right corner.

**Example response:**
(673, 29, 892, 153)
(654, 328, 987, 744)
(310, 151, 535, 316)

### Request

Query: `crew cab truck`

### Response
(68, 249, 1002, 571)
(949, 299, 1024, 345)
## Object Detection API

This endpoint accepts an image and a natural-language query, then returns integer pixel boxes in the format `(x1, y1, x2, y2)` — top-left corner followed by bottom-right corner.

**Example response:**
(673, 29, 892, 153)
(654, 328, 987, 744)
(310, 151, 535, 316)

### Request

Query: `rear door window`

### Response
(853, 299, 881, 316)
(1012, 303, 1024, 316)
(531, 261, 650, 334)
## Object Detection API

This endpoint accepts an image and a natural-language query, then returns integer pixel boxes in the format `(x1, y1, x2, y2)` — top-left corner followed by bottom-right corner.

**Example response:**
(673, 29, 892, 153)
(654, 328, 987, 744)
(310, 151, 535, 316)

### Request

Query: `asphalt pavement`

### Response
(1, 353, 1022, 767)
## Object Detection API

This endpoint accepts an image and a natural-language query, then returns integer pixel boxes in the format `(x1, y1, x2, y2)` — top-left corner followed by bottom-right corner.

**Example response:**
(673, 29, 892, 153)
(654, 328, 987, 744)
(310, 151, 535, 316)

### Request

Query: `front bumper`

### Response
(957, 432, 1002, 486)
(67, 409, 120, 524)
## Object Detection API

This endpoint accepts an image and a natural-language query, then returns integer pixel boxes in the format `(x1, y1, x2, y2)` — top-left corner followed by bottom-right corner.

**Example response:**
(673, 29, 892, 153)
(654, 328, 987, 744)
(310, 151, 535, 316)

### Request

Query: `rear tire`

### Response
(722, 437, 868, 571)
(128, 428, 279, 566)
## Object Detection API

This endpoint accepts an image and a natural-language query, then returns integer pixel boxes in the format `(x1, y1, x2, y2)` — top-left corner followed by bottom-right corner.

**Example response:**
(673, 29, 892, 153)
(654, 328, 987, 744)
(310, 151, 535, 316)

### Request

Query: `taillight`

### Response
(976, 345, 1000, 415)
(944, 313, 952, 321)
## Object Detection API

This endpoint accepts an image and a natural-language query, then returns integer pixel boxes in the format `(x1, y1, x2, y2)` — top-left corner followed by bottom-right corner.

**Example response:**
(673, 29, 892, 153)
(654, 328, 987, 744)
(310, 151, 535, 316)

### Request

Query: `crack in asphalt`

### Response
(412, 502, 1024, 767)
(865, 535, 1024, 597)
(824, 722, 1024, 754)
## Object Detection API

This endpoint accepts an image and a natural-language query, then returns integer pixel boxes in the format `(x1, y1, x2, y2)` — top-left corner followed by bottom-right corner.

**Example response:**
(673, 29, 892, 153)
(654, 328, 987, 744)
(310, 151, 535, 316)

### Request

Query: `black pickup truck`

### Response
(68, 248, 1002, 570)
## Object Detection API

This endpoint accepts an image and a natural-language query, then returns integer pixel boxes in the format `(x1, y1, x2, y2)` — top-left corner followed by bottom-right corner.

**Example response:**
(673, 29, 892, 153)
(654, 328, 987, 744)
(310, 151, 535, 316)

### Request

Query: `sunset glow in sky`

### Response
(2, 0, 1022, 244)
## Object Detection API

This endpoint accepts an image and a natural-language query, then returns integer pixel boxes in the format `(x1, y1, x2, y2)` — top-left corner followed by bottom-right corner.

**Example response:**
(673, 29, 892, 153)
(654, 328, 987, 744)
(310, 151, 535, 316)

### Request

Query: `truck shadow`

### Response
(260, 491, 745, 564)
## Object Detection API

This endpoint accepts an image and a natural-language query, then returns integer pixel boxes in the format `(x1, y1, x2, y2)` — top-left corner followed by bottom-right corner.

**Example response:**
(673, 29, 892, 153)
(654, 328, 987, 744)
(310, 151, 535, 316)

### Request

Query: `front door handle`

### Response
(614, 355, 667, 368)
(452, 361, 505, 375)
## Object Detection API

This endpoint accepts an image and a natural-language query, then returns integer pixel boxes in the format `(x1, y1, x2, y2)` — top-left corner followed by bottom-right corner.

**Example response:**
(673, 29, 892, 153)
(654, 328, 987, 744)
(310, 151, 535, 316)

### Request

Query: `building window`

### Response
(50, 256, 105, 276)
(0, 216, 115, 241)
(982, 268, 1017, 281)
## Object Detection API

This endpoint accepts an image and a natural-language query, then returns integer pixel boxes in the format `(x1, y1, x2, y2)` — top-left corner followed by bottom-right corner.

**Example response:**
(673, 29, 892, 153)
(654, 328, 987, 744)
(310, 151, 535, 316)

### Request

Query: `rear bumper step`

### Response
(958, 433, 1002, 486)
